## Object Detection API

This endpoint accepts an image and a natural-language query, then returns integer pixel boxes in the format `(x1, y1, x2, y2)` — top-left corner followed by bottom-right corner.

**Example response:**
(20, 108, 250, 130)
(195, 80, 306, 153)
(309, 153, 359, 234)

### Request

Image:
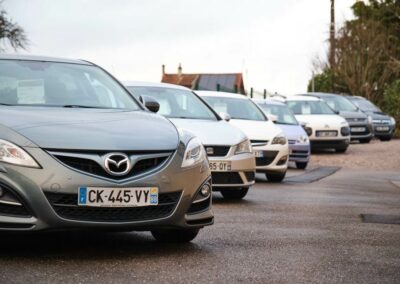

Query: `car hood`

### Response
(170, 118, 246, 145)
(276, 124, 308, 140)
(338, 111, 367, 119)
(0, 107, 179, 151)
(364, 111, 391, 120)
(229, 119, 282, 140)
(295, 114, 347, 127)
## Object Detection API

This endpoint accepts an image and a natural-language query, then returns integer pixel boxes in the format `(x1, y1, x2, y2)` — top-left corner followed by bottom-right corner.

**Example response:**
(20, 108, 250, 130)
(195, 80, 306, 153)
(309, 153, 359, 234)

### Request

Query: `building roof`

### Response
(161, 64, 245, 94)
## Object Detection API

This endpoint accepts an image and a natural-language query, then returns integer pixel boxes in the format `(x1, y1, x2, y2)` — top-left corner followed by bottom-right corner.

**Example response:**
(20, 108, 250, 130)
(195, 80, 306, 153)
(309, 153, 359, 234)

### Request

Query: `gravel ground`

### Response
(310, 139, 400, 170)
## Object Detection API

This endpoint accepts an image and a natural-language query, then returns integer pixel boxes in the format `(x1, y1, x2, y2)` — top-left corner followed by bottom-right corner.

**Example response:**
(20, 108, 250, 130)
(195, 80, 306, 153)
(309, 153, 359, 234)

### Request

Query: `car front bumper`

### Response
(310, 138, 350, 150)
(208, 152, 255, 189)
(289, 143, 310, 163)
(252, 143, 289, 174)
(348, 122, 373, 140)
(0, 148, 213, 232)
(373, 124, 396, 137)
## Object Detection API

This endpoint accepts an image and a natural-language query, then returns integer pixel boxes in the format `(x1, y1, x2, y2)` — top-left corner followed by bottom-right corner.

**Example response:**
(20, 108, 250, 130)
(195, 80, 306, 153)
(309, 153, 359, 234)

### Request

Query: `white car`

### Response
(285, 96, 351, 153)
(198, 91, 289, 182)
(124, 82, 256, 200)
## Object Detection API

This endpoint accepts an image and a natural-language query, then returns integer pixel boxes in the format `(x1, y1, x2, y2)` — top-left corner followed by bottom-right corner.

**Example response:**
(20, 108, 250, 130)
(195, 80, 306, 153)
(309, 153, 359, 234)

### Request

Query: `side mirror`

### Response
(267, 114, 278, 123)
(140, 95, 160, 113)
(299, 121, 307, 128)
(219, 112, 231, 122)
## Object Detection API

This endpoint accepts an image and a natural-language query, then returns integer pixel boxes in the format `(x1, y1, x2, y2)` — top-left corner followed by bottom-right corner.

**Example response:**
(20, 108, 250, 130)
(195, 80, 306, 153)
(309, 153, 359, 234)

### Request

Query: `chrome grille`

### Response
(48, 150, 173, 180)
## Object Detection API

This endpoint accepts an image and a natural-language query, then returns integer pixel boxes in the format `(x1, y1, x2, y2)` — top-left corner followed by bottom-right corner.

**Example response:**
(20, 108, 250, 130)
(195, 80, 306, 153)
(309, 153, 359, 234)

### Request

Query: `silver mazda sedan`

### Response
(124, 82, 256, 200)
(0, 55, 213, 242)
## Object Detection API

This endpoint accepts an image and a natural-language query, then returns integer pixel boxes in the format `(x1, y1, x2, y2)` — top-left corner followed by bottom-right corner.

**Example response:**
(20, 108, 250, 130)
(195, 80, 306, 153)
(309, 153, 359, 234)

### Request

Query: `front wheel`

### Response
(266, 171, 286, 182)
(220, 187, 249, 200)
(296, 162, 308, 169)
(151, 228, 199, 243)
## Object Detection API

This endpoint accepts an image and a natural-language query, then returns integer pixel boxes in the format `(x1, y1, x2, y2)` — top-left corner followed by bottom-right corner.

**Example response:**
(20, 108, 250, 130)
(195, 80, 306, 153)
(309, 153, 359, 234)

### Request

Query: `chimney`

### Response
(178, 63, 182, 77)
(162, 64, 165, 75)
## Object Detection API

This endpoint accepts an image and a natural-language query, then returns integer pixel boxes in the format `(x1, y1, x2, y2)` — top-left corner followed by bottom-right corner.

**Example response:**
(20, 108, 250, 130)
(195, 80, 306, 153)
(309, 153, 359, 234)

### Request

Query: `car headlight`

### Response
(390, 117, 396, 125)
(271, 134, 287, 145)
(181, 137, 206, 168)
(234, 139, 252, 155)
(296, 135, 309, 144)
(0, 139, 40, 168)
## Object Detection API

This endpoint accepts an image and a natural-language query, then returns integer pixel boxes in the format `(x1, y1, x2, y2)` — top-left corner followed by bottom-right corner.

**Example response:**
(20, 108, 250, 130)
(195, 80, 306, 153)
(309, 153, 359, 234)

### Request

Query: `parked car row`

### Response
(0, 54, 395, 243)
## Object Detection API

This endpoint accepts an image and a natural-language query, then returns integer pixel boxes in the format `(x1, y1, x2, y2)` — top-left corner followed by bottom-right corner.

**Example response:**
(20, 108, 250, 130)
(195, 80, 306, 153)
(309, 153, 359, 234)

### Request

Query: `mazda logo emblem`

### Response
(104, 153, 131, 176)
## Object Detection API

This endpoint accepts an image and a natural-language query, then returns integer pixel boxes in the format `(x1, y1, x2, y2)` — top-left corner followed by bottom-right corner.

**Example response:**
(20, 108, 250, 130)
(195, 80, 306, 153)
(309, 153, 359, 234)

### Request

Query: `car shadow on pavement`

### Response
(0, 231, 207, 259)
(211, 194, 256, 205)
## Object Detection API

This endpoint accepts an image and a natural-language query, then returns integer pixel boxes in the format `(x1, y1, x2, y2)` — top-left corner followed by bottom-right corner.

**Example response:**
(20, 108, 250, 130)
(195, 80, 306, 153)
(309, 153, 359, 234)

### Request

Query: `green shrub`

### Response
(383, 80, 400, 136)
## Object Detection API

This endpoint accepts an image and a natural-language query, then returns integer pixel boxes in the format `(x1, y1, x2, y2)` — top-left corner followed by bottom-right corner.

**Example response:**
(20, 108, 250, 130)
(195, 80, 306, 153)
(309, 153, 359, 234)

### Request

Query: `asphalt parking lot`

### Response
(0, 140, 399, 283)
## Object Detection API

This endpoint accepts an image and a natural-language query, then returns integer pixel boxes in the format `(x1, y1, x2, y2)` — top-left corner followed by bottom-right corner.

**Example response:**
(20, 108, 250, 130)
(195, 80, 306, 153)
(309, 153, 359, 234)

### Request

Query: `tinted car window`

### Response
(0, 60, 139, 109)
(287, 100, 335, 115)
(323, 96, 358, 112)
(128, 86, 217, 120)
(203, 96, 266, 121)
(351, 98, 381, 112)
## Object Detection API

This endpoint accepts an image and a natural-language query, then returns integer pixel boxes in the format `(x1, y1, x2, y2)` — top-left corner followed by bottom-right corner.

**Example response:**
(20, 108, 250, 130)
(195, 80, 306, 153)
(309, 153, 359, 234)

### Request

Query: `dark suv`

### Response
(347, 96, 396, 141)
(303, 93, 373, 143)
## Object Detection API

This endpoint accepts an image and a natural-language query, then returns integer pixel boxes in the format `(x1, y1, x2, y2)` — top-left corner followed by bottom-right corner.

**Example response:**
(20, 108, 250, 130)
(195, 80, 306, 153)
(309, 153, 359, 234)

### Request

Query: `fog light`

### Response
(200, 183, 211, 197)
(277, 155, 288, 166)
(341, 126, 350, 136)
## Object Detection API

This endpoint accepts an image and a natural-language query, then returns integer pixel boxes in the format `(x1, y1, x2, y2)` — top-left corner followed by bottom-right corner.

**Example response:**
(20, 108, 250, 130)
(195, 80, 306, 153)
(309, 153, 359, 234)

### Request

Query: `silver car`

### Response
(124, 82, 256, 200)
(0, 55, 213, 243)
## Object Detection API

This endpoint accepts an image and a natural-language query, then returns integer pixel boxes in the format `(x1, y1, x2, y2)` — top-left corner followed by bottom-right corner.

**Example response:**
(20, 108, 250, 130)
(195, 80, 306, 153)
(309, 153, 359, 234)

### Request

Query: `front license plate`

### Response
(78, 187, 158, 207)
(209, 161, 232, 172)
(317, 131, 338, 137)
(376, 126, 389, 131)
(351, 127, 366, 132)
(254, 151, 264, 157)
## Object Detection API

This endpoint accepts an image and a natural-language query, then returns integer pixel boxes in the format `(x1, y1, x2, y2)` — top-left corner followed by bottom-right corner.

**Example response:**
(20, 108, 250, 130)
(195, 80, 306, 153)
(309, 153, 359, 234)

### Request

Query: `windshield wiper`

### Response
(0, 103, 13, 106)
(62, 105, 103, 109)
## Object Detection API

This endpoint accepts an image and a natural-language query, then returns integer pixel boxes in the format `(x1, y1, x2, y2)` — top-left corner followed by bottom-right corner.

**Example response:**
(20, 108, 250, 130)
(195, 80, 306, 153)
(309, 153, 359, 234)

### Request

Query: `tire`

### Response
(379, 136, 392, 142)
(359, 138, 372, 144)
(335, 147, 348, 153)
(266, 171, 286, 182)
(220, 187, 249, 200)
(296, 162, 308, 169)
(151, 228, 199, 243)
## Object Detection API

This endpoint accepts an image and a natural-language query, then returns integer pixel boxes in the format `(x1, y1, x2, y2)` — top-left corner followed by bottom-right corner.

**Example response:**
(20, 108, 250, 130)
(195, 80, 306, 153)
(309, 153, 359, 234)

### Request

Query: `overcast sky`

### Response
(4, 0, 354, 95)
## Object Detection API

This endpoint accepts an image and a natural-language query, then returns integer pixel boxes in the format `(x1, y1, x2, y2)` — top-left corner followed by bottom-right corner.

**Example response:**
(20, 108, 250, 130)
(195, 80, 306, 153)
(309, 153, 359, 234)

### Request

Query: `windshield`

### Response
(0, 60, 139, 109)
(351, 98, 381, 112)
(287, 100, 335, 115)
(127, 86, 217, 120)
(258, 103, 298, 125)
(203, 96, 266, 121)
(322, 96, 358, 112)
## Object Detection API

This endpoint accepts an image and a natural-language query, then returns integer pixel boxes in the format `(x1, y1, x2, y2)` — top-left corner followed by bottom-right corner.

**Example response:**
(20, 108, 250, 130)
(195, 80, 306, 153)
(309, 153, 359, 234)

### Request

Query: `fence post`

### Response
(217, 83, 220, 92)
(263, 89, 267, 99)
(250, 88, 253, 98)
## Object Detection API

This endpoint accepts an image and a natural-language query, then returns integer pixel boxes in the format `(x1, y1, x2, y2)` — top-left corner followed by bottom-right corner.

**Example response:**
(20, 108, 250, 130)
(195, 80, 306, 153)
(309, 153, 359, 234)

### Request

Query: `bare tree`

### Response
(0, 7, 28, 51)
(333, 19, 400, 102)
